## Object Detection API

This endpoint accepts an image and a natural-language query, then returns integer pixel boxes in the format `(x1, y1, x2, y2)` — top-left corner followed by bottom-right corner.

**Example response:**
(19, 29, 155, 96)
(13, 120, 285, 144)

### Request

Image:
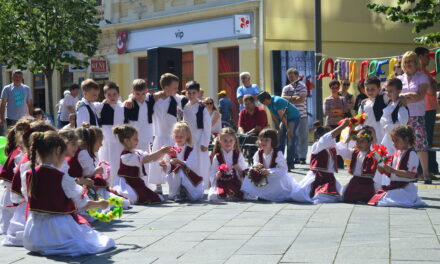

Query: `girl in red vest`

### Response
(23, 131, 115, 256)
(336, 127, 378, 203)
(207, 127, 248, 201)
(161, 121, 204, 201)
(241, 128, 298, 202)
(0, 117, 33, 235)
(3, 121, 55, 247)
(368, 126, 426, 207)
(112, 125, 170, 205)
(291, 120, 349, 203)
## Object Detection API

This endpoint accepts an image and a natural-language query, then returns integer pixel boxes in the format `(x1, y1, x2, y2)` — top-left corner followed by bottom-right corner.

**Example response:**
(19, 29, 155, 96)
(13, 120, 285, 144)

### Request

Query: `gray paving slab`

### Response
(2, 154, 440, 263)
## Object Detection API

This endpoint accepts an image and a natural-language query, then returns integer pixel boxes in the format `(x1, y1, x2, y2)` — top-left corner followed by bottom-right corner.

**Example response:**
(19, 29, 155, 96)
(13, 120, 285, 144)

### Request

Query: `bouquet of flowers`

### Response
(338, 112, 368, 128)
(218, 164, 234, 181)
(168, 146, 182, 158)
(367, 144, 393, 174)
(87, 196, 124, 222)
(246, 163, 268, 187)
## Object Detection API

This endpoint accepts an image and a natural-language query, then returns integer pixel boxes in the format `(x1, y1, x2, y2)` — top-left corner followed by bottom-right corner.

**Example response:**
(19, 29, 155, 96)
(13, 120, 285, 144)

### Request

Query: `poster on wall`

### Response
(272, 50, 316, 127)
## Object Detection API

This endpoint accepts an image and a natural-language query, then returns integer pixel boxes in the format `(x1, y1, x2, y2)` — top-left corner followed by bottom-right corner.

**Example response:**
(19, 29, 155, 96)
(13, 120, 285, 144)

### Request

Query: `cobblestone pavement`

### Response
(2, 164, 440, 264)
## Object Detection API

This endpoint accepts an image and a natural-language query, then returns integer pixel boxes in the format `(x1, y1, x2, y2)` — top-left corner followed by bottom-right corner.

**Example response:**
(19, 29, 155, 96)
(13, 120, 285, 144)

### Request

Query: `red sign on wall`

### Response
(91, 60, 108, 73)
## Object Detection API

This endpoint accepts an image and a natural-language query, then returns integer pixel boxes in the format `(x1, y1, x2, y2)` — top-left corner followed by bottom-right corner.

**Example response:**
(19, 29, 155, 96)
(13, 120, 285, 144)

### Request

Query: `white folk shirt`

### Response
(183, 102, 212, 148)
(310, 132, 337, 173)
(128, 100, 154, 145)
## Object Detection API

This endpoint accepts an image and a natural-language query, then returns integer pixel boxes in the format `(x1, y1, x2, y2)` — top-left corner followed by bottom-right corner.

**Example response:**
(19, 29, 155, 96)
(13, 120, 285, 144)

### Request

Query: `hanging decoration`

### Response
(349, 61, 357, 83)
(359, 61, 369, 82)
(318, 58, 335, 80)
(387, 58, 397, 79)
(375, 59, 389, 82)
(316, 48, 440, 84)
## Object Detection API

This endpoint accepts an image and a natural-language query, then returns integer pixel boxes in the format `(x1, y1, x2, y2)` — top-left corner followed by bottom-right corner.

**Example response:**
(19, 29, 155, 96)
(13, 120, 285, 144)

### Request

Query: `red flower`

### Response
(218, 164, 231, 174)
(168, 146, 182, 158)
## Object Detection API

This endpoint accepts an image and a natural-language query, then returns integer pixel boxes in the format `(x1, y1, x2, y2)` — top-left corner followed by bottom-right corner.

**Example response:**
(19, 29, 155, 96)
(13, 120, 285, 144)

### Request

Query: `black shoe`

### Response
(293, 159, 300, 164)
(424, 180, 432, 184)
(300, 159, 307, 165)
(288, 165, 295, 172)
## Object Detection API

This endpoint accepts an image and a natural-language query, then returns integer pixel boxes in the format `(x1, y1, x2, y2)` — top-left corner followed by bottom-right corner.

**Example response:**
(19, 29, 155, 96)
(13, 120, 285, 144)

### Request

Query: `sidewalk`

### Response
(1, 163, 440, 263)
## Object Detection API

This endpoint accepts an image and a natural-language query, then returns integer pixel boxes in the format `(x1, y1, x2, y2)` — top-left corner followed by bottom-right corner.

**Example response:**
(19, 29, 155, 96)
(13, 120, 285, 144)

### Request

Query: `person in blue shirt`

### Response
(257, 91, 300, 171)
(217, 90, 232, 127)
(237, 72, 260, 111)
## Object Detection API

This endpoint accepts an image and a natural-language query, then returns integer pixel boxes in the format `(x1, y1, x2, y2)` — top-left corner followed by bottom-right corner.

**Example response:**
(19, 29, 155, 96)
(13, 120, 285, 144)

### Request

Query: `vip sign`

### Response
(234, 15, 251, 35)
(91, 60, 108, 73)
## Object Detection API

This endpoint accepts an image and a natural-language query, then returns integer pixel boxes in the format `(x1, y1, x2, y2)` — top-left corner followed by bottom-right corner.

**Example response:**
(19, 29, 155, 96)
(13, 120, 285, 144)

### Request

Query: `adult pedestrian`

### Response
(204, 97, 222, 136)
(339, 80, 354, 117)
(415, 47, 439, 176)
(217, 90, 232, 127)
(0, 70, 33, 128)
(237, 72, 259, 111)
(282, 68, 308, 164)
(59, 84, 80, 128)
(238, 94, 268, 135)
(257, 91, 300, 171)
(399, 51, 431, 183)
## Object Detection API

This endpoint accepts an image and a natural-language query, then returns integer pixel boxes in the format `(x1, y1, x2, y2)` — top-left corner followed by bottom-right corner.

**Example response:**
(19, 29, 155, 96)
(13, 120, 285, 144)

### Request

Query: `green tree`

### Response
(366, 0, 440, 46)
(0, 0, 101, 115)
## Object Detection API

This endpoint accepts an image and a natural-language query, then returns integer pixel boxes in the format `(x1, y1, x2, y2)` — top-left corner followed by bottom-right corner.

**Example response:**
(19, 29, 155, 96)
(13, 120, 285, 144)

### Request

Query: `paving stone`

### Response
(237, 236, 294, 255)
(178, 239, 247, 262)
(225, 254, 282, 264)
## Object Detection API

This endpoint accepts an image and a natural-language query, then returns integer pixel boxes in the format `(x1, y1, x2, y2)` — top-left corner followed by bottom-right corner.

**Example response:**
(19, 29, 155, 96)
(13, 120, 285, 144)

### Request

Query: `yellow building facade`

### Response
(1, 0, 425, 118)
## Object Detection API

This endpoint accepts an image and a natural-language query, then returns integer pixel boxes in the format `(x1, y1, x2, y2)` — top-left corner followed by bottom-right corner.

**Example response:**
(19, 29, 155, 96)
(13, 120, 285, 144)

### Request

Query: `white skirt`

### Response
(166, 169, 204, 201)
(23, 211, 115, 256)
(2, 201, 26, 246)
(290, 170, 342, 204)
(113, 176, 138, 205)
(377, 183, 426, 207)
(98, 136, 124, 187)
(241, 170, 298, 202)
(0, 183, 15, 234)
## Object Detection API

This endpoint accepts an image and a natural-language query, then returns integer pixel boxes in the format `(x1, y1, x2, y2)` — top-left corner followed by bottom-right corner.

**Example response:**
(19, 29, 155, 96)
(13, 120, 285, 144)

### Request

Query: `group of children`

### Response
(0, 73, 426, 257)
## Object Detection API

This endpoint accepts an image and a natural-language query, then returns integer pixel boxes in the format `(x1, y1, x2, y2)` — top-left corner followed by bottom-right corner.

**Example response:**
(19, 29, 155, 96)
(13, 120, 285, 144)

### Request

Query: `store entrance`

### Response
(218, 47, 239, 127)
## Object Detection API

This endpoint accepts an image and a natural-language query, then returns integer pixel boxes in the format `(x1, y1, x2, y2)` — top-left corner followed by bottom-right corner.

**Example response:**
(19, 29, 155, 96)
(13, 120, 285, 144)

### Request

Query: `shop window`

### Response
(138, 57, 148, 81)
(218, 47, 239, 126)
(182, 51, 194, 90)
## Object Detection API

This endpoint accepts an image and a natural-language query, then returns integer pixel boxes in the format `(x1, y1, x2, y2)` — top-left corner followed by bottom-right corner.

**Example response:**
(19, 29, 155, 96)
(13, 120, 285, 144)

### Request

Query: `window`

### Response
(182, 51, 194, 89)
(218, 47, 239, 125)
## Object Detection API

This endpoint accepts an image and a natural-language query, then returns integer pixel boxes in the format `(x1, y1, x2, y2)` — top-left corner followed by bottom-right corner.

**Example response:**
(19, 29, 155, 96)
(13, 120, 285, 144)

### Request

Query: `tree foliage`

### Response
(0, 0, 101, 114)
(366, 0, 440, 46)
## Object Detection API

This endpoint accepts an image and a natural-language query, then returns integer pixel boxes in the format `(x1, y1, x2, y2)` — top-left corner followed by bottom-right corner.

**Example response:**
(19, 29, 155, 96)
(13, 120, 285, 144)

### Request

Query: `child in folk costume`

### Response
(22, 131, 115, 256)
(124, 79, 156, 185)
(95, 82, 125, 186)
(208, 128, 248, 201)
(368, 126, 426, 207)
(160, 122, 204, 201)
(0, 118, 33, 234)
(112, 125, 171, 205)
(336, 127, 379, 204)
(241, 128, 298, 202)
(67, 124, 107, 193)
(76, 79, 101, 127)
(149, 73, 184, 194)
(3, 121, 55, 246)
(291, 122, 345, 204)
(182, 81, 211, 189)
(380, 78, 409, 156)
(358, 76, 389, 144)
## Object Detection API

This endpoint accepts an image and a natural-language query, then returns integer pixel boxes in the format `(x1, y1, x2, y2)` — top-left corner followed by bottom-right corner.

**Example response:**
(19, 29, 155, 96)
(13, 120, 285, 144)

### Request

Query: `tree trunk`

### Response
(44, 68, 54, 117)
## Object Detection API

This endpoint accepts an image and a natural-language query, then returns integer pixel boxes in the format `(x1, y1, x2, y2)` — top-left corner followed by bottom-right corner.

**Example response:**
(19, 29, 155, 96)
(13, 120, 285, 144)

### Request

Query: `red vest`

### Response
(27, 165, 77, 214)
(118, 150, 141, 178)
(216, 150, 240, 176)
(348, 149, 376, 177)
(11, 153, 29, 197)
(310, 147, 338, 172)
(66, 149, 83, 178)
(397, 148, 413, 171)
(258, 148, 278, 168)
(172, 146, 203, 187)
(0, 147, 21, 182)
